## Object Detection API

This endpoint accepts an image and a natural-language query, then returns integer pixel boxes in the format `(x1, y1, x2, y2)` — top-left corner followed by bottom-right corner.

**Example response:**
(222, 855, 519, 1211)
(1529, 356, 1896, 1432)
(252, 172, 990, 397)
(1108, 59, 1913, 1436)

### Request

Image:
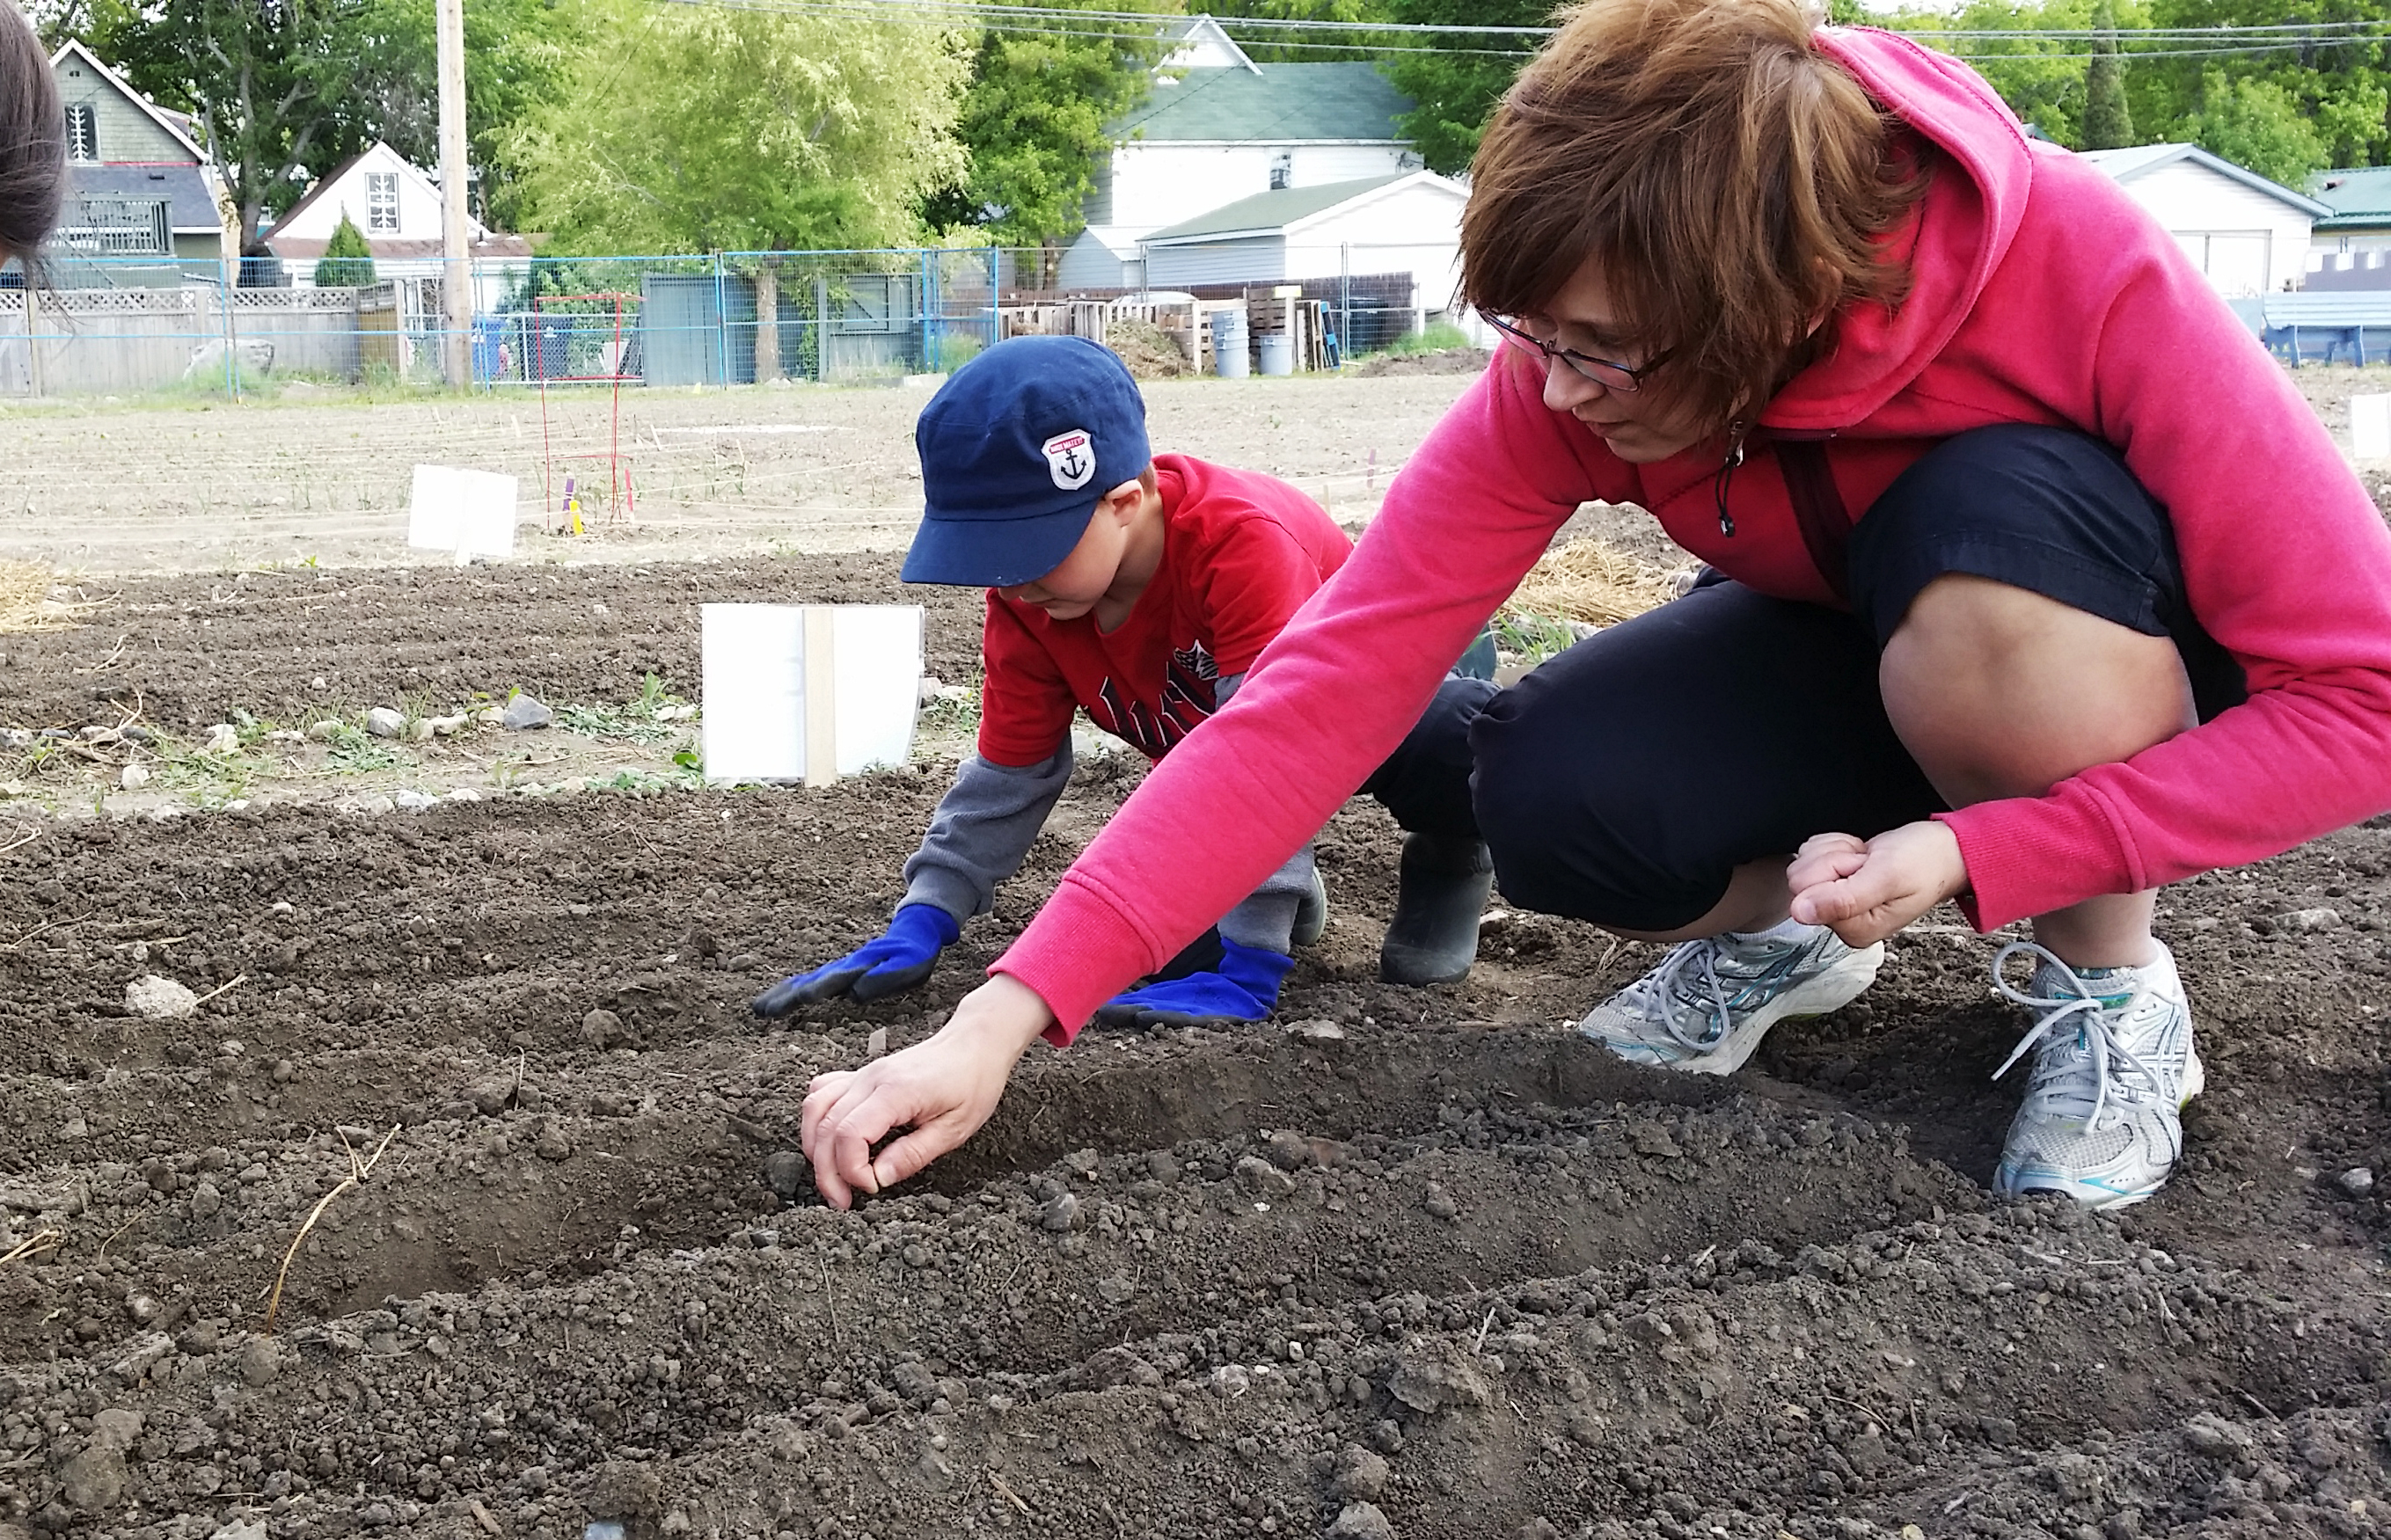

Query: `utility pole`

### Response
(435, 0, 472, 389)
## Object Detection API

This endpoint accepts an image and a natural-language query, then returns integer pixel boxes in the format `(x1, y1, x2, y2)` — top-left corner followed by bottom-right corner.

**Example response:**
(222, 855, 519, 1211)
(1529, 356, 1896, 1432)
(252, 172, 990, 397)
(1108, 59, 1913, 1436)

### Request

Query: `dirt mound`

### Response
(1, 558, 2389, 1538)
(1356, 347, 1491, 378)
(1107, 321, 1193, 381)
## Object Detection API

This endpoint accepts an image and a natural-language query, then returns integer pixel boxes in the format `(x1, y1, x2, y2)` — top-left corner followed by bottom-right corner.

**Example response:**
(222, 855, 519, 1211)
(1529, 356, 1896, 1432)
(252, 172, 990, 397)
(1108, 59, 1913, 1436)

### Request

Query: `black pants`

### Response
(1400, 426, 2247, 932)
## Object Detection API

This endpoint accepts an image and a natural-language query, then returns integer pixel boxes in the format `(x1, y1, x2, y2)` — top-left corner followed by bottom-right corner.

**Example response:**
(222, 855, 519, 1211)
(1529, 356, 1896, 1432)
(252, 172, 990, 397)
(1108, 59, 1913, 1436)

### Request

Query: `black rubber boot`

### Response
(1292, 866, 1329, 949)
(1379, 832, 1494, 985)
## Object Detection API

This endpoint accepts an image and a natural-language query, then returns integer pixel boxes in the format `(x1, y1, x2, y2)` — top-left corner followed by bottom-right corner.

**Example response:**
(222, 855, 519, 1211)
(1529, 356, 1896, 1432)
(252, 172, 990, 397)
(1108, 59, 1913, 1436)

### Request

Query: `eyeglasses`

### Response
(1485, 313, 1671, 394)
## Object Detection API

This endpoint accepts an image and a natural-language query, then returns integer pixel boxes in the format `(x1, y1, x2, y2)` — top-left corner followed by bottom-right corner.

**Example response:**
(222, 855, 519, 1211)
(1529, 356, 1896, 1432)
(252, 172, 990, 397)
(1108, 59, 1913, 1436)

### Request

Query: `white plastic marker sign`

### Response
(407, 465, 519, 563)
(2352, 394, 2391, 460)
(701, 603, 924, 786)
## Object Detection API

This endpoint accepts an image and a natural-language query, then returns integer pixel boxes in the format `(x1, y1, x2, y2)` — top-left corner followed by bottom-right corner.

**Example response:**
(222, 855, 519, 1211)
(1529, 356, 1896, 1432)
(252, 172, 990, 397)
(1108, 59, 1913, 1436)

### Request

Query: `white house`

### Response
(263, 140, 530, 303)
(1059, 18, 1422, 288)
(1138, 171, 1470, 328)
(2080, 143, 2329, 298)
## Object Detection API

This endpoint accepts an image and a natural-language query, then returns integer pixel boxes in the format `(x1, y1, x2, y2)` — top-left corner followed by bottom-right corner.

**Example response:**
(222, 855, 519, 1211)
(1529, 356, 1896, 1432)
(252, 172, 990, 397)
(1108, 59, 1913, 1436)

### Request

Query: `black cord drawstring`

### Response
(1713, 424, 1749, 536)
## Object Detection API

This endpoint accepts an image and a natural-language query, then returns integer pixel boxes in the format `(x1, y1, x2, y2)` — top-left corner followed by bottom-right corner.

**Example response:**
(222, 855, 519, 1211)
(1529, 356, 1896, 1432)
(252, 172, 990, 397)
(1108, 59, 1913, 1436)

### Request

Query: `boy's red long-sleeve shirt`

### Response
(975, 454, 1351, 768)
(997, 26, 2391, 1041)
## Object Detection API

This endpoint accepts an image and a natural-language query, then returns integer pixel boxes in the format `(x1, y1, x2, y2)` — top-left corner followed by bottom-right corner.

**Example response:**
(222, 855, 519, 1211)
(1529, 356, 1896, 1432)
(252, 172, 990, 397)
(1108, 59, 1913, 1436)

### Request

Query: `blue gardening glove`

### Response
(752, 904, 962, 1018)
(1092, 938, 1296, 1029)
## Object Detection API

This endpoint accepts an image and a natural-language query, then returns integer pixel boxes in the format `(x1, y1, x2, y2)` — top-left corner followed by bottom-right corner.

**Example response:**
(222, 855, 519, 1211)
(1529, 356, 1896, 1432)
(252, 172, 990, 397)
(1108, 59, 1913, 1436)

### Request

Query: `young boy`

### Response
(753, 334, 1495, 1028)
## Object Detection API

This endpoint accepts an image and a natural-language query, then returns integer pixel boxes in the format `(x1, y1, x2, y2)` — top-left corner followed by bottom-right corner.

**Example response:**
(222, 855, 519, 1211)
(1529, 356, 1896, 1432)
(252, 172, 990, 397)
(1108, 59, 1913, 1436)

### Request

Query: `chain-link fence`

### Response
(0, 243, 1459, 398)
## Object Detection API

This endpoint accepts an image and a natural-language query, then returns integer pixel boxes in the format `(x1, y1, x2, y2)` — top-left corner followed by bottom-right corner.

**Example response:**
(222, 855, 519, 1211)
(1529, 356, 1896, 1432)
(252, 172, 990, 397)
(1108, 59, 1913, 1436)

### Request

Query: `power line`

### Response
(640, 0, 2391, 63)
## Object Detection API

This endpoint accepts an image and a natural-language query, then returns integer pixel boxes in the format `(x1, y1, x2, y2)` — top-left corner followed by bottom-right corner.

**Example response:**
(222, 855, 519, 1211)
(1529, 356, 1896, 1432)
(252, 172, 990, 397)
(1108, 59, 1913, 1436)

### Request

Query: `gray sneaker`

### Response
(1990, 941, 2203, 1208)
(1577, 923, 1884, 1076)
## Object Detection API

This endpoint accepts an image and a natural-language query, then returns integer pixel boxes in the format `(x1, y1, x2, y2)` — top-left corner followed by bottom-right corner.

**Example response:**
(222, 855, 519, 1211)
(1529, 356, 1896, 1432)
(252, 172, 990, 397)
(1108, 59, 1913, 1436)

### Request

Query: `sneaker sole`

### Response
(1994, 1043, 2205, 1210)
(1583, 941, 1885, 1077)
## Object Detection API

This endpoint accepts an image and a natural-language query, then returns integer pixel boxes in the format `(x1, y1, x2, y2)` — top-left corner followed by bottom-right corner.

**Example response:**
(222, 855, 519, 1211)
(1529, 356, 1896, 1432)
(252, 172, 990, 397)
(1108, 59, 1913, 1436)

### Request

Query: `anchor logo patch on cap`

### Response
(1041, 428, 1096, 492)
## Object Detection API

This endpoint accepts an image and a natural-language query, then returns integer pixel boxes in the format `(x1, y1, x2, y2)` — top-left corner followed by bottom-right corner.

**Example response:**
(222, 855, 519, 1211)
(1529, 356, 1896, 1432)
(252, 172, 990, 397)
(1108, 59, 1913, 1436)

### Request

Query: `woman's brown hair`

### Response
(1, 3, 63, 270)
(1462, 0, 1929, 434)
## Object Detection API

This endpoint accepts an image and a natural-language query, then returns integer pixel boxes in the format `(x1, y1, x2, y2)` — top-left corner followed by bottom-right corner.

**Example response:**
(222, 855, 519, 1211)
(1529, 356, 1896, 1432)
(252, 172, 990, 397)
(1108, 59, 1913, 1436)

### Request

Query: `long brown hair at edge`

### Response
(1462, 0, 1932, 434)
(0, 3, 63, 270)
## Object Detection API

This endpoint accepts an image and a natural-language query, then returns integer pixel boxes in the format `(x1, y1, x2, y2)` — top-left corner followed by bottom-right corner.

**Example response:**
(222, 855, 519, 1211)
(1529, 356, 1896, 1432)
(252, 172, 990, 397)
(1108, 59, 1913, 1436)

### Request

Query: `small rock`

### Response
(2184, 1412, 2254, 1460)
(125, 974, 199, 1020)
(1287, 1018, 1346, 1041)
(1327, 1501, 1396, 1540)
(0, 726, 32, 748)
(393, 788, 438, 812)
(90, 1409, 143, 1451)
(407, 717, 435, 741)
(1421, 1182, 1459, 1221)
(190, 1180, 223, 1217)
(532, 1120, 573, 1161)
(236, 1336, 280, 1387)
(1234, 1156, 1296, 1197)
(119, 763, 150, 791)
(2269, 907, 2341, 933)
(581, 1009, 632, 1050)
(1389, 1342, 1490, 1413)
(58, 1446, 126, 1512)
(1332, 1444, 1390, 1502)
(202, 723, 240, 754)
(761, 1151, 808, 1199)
(502, 695, 553, 730)
(306, 719, 344, 741)
(1146, 1150, 1181, 1183)
(425, 714, 469, 737)
(446, 787, 481, 802)
(211, 1520, 267, 1540)
(364, 707, 407, 739)
(1259, 1129, 1312, 1171)
(1040, 1191, 1081, 1233)
(2340, 1166, 2375, 1196)
(1629, 1120, 1683, 1159)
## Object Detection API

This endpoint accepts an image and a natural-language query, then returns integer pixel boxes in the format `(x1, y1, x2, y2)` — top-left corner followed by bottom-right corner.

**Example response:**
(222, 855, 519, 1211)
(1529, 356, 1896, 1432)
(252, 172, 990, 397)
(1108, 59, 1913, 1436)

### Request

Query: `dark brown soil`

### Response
(3, 558, 2389, 1540)
(1354, 349, 1492, 379)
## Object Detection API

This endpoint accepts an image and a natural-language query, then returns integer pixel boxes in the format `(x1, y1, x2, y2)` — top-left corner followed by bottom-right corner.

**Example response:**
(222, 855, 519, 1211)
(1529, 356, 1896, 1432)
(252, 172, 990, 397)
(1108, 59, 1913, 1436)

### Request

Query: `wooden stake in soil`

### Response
(263, 1125, 398, 1333)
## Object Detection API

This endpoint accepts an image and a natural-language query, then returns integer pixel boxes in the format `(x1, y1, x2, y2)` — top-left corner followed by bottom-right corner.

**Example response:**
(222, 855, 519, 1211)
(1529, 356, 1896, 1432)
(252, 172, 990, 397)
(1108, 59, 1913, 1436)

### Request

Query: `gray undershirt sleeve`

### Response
(1210, 669, 1318, 955)
(900, 742, 1074, 923)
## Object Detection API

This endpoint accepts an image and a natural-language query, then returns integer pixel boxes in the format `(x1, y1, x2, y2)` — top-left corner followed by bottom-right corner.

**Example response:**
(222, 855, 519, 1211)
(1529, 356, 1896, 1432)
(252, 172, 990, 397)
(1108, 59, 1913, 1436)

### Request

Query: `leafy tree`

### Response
(920, 0, 1168, 245)
(84, 0, 385, 258)
(1201, 0, 1390, 64)
(312, 208, 375, 284)
(1378, 0, 1548, 175)
(2127, 0, 2390, 173)
(2181, 67, 2329, 184)
(339, 0, 580, 230)
(2082, 0, 2134, 147)
(508, 0, 973, 253)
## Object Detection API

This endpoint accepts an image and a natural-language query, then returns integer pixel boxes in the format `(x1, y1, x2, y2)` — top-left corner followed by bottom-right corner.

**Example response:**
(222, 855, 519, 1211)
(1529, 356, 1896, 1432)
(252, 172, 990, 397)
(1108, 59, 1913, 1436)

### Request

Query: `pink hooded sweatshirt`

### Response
(999, 26, 2391, 1041)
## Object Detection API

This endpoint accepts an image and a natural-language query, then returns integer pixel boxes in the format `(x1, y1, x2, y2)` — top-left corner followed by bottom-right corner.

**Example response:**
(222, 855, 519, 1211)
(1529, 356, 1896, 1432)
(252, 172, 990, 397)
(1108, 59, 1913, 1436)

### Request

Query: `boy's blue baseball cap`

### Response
(902, 334, 1152, 588)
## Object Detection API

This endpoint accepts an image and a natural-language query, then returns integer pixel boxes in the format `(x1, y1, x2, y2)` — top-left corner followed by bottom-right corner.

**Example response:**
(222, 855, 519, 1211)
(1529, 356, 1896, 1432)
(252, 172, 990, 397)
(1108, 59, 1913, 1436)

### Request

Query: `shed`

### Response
(1137, 172, 1468, 325)
(2079, 143, 2328, 298)
(2307, 166, 2391, 278)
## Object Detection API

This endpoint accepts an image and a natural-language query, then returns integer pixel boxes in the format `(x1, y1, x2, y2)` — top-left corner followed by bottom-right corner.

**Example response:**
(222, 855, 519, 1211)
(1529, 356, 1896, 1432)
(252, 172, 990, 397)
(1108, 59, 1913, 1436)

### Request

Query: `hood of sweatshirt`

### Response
(1756, 26, 2036, 433)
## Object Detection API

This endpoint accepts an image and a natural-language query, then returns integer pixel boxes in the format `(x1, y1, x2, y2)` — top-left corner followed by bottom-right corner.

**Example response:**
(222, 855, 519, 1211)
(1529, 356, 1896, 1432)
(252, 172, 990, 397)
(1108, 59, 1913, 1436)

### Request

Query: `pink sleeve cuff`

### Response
(1935, 783, 2138, 933)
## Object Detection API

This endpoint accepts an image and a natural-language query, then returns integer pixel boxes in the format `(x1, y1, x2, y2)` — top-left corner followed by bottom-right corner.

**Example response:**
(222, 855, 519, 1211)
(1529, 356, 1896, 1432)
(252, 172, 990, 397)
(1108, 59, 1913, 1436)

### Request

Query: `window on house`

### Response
(65, 104, 97, 162)
(365, 172, 400, 232)
(1269, 151, 1292, 191)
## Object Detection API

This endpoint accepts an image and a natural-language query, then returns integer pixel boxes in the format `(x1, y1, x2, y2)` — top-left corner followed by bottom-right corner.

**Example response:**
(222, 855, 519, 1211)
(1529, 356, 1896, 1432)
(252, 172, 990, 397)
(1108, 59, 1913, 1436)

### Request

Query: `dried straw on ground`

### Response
(1501, 538, 1685, 628)
(0, 561, 99, 635)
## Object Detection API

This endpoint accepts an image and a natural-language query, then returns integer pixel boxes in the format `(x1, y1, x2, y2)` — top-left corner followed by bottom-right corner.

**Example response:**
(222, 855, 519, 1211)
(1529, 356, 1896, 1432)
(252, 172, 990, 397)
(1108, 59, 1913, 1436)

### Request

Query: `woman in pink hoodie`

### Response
(802, 0, 2391, 1211)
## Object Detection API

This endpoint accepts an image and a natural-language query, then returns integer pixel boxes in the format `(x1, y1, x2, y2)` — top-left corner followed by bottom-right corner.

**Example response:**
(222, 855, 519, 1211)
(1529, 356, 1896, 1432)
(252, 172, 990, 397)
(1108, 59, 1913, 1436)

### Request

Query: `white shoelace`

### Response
(1629, 939, 1753, 1053)
(1989, 940, 2166, 1131)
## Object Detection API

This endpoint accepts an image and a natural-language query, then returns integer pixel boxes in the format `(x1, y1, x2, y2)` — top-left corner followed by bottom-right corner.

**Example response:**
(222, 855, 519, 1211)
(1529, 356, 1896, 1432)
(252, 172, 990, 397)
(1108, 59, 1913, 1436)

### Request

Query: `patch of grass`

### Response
(1491, 613, 1582, 668)
(555, 673, 692, 746)
(318, 722, 407, 774)
(917, 683, 981, 739)
(1380, 320, 1473, 358)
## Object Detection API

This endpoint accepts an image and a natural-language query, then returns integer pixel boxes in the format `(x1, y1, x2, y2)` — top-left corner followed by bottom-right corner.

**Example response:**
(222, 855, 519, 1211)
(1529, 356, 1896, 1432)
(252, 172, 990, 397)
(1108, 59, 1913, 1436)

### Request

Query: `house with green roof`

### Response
(2307, 167, 2391, 289)
(1058, 17, 1437, 291)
